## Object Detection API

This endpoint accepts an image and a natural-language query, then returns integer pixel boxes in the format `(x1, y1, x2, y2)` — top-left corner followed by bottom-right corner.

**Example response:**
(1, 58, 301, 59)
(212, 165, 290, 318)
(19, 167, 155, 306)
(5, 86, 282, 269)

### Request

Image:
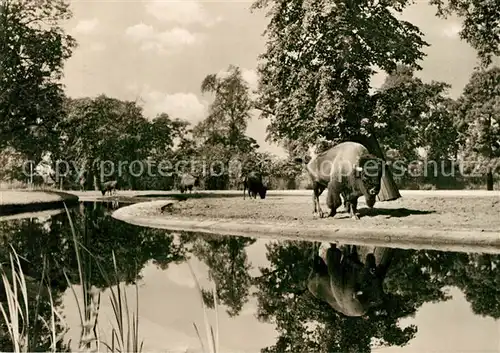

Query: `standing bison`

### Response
(307, 243, 394, 317)
(306, 141, 384, 219)
(243, 171, 267, 199)
(179, 173, 198, 193)
(100, 180, 118, 196)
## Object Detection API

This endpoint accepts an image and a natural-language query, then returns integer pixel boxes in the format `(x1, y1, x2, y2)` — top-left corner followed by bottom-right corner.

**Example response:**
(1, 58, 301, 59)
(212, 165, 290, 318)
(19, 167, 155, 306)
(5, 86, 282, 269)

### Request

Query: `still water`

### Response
(0, 201, 499, 353)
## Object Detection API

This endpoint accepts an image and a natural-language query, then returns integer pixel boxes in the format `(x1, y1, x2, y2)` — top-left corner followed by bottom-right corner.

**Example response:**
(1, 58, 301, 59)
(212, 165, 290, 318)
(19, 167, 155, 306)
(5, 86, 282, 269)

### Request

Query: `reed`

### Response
(0, 246, 68, 352)
(1, 202, 222, 353)
(62, 203, 143, 352)
(0, 203, 144, 352)
(188, 262, 220, 353)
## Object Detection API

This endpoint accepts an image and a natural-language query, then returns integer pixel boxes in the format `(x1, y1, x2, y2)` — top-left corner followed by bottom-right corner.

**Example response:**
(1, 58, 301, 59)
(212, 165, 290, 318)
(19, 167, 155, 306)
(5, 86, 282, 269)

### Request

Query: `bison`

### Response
(306, 141, 384, 219)
(100, 180, 118, 196)
(243, 171, 267, 200)
(179, 173, 198, 194)
(307, 242, 394, 317)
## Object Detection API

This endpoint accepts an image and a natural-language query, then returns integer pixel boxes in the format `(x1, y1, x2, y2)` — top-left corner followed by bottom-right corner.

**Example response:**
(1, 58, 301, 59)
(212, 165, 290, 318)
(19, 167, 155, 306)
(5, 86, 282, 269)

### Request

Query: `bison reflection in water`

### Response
(307, 242, 393, 317)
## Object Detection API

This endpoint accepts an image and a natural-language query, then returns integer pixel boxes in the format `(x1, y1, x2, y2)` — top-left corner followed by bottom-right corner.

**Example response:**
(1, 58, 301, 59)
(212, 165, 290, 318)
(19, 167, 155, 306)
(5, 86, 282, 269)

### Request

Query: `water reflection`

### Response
(0, 203, 499, 352)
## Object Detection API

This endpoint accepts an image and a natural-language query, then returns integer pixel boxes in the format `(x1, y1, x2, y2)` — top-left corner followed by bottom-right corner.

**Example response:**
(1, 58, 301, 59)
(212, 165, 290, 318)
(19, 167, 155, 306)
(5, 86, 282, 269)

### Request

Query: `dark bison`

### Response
(243, 171, 267, 199)
(100, 180, 118, 196)
(306, 141, 384, 219)
(179, 173, 198, 193)
(307, 243, 394, 317)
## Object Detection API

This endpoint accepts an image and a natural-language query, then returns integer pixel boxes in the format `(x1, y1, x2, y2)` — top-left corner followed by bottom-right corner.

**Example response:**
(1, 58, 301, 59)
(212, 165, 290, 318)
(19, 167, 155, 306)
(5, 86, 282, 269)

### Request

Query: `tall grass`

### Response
(189, 262, 219, 353)
(62, 203, 143, 353)
(0, 202, 221, 353)
(0, 247, 67, 352)
(0, 203, 144, 352)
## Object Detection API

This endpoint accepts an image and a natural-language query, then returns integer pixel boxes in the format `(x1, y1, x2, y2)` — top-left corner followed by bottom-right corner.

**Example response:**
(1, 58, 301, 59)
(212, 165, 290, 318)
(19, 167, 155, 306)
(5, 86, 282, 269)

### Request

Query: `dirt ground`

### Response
(154, 194, 500, 233)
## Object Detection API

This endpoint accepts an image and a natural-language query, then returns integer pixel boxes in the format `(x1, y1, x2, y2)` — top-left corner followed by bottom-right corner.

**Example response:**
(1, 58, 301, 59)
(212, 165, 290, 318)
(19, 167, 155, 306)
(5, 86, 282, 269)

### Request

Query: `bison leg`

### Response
(326, 180, 342, 218)
(341, 192, 349, 212)
(349, 197, 360, 220)
(312, 182, 326, 218)
(365, 194, 376, 209)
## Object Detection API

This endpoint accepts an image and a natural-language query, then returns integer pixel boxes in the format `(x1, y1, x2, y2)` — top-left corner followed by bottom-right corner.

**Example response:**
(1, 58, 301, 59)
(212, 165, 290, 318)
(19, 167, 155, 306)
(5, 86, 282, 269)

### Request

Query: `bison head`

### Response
(354, 155, 383, 199)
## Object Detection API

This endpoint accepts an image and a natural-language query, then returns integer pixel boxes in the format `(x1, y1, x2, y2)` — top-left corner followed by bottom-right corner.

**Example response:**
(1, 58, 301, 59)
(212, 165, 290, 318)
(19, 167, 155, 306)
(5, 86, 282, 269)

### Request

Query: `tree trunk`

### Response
(351, 134, 401, 202)
(486, 167, 494, 190)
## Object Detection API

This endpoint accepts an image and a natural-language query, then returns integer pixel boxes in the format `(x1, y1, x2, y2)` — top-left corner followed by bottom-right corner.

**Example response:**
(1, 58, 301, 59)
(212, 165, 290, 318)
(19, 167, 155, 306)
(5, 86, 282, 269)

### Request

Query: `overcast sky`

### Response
(62, 0, 489, 157)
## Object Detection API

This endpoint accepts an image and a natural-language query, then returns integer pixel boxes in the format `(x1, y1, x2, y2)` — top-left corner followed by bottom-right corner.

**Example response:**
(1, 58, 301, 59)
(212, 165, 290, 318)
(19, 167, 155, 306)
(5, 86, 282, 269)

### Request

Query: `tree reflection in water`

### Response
(0, 202, 187, 352)
(1, 205, 500, 352)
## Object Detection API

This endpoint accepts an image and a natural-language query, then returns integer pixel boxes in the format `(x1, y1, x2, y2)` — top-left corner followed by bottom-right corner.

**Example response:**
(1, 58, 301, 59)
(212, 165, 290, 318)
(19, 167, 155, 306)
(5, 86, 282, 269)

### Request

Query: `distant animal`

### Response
(307, 242, 394, 317)
(179, 173, 197, 194)
(306, 141, 384, 219)
(243, 171, 267, 200)
(100, 180, 118, 196)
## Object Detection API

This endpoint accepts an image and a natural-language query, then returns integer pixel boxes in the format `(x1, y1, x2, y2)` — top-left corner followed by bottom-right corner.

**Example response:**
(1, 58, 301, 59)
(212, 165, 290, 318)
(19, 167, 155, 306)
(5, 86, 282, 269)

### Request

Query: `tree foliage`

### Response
(374, 65, 459, 162)
(0, 0, 76, 160)
(252, 0, 428, 146)
(458, 67, 500, 161)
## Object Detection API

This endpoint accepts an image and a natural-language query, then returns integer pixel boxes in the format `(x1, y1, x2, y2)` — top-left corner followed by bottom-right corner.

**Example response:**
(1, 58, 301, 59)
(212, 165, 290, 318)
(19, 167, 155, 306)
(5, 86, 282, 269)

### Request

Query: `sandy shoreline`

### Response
(111, 193, 500, 254)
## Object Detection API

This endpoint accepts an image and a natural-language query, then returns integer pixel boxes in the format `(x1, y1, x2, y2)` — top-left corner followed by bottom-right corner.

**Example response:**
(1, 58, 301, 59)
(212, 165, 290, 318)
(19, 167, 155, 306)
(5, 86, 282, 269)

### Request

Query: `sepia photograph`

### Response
(0, 0, 499, 352)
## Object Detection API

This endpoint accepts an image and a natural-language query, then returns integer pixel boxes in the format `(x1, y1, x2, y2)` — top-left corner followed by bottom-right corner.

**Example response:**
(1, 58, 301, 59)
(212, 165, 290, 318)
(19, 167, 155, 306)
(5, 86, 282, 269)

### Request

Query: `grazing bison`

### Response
(100, 180, 118, 196)
(306, 141, 384, 219)
(307, 243, 394, 317)
(179, 173, 197, 194)
(243, 171, 267, 199)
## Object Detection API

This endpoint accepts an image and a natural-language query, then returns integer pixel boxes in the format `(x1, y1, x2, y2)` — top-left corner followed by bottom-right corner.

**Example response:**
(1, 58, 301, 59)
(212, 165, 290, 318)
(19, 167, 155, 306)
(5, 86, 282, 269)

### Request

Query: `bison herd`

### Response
(92, 140, 384, 221)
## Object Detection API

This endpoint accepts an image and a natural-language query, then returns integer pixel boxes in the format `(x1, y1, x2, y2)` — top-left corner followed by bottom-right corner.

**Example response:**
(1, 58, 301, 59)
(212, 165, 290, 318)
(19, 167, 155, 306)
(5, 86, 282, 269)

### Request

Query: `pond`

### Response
(0, 201, 499, 353)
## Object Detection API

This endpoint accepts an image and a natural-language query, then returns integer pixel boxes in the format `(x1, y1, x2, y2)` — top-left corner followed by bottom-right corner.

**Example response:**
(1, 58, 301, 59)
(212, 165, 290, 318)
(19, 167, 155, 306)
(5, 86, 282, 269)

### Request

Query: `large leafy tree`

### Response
(251, 0, 431, 201)
(251, 0, 428, 147)
(194, 65, 260, 189)
(0, 0, 76, 161)
(200, 65, 254, 151)
(457, 67, 500, 190)
(60, 95, 152, 189)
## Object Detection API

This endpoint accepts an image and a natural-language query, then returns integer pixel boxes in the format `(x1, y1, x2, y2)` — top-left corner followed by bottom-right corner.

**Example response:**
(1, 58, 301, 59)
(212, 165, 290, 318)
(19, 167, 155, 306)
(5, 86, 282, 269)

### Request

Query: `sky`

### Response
(61, 237, 500, 352)
(61, 0, 491, 158)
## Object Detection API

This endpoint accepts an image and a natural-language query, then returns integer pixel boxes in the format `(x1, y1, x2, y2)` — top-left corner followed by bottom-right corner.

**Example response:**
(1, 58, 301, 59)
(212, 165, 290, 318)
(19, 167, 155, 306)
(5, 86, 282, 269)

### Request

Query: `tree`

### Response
(200, 65, 254, 151)
(430, 0, 500, 68)
(457, 67, 500, 190)
(194, 65, 260, 189)
(373, 65, 459, 186)
(251, 0, 429, 201)
(0, 0, 76, 162)
(60, 95, 152, 190)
